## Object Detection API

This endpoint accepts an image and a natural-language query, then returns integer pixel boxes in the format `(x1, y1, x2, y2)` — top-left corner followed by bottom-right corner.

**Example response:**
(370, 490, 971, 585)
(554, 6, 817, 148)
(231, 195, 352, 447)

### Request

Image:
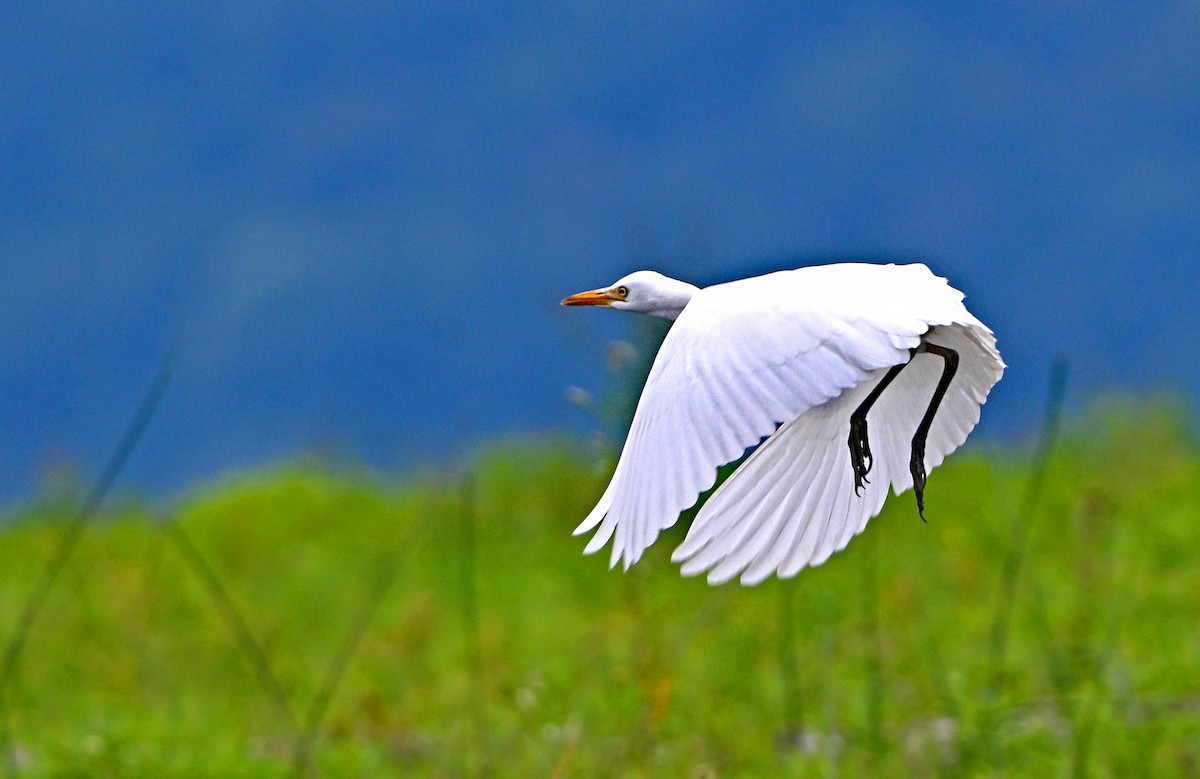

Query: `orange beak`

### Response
(561, 288, 620, 307)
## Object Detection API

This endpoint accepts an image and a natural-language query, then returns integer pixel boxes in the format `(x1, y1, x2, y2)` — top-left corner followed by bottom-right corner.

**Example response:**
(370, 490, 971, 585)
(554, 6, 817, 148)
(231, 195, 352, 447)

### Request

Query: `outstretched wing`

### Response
(672, 322, 1003, 585)
(575, 263, 975, 570)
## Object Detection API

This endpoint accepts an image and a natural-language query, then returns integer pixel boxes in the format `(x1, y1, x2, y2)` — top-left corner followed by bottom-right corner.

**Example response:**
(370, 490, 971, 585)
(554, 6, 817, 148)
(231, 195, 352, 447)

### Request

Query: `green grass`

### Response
(0, 401, 1197, 777)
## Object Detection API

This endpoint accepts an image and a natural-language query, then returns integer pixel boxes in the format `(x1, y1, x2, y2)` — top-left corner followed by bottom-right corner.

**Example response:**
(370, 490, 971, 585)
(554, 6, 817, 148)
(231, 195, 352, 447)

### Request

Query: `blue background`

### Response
(1, 2, 1197, 501)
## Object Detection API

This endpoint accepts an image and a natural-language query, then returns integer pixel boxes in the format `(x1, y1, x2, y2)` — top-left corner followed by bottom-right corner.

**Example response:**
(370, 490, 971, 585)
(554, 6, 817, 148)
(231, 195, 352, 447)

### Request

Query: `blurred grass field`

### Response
(0, 399, 1197, 777)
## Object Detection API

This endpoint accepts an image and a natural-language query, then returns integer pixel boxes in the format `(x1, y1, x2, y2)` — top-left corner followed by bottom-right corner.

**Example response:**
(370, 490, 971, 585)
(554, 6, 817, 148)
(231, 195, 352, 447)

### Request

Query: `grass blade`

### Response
(290, 485, 437, 778)
(161, 517, 301, 736)
(986, 357, 1068, 699)
(455, 475, 486, 778)
(0, 344, 178, 776)
(777, 580, 804, 743)
(862, 528, 885, 762)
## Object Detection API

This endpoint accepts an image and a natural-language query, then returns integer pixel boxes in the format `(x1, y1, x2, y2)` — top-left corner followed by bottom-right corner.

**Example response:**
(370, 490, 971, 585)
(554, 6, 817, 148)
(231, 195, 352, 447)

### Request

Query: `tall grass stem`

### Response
(985, 357, 1068, 699)
(457, 477, 485, 779)
(777, 580, 804, 740)
(862, 528, 885, 761)
(290, 489, 434, 777)
(162, 518, 301, 735)
(0, 344, 178, 777)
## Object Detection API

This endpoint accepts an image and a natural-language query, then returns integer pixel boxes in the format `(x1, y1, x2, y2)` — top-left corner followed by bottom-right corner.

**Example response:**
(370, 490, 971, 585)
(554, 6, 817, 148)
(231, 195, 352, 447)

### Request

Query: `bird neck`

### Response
(646, 279, 700, 320)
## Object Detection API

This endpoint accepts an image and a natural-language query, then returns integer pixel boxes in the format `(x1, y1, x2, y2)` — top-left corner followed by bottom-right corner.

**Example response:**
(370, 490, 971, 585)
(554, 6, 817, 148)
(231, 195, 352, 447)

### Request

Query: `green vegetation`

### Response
(0, 400, 1197, 777)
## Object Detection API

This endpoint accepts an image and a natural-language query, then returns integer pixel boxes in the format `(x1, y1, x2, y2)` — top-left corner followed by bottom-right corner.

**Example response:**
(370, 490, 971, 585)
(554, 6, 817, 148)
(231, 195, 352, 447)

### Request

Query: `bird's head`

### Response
(561, 271, 700, 320)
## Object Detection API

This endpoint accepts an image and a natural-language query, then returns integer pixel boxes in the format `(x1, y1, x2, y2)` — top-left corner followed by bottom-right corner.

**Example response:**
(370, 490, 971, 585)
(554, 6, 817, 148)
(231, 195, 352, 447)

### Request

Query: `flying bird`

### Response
(561, 262, 1003, 585)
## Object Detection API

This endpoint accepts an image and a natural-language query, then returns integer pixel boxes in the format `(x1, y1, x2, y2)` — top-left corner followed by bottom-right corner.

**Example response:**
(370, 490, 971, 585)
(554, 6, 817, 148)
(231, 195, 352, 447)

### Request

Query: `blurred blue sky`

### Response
(1, 2, 1197, 501)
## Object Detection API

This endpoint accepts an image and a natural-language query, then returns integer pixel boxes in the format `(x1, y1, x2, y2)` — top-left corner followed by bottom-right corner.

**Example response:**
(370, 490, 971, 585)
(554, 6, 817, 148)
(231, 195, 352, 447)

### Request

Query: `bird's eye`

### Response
(616, 286, 629, 299)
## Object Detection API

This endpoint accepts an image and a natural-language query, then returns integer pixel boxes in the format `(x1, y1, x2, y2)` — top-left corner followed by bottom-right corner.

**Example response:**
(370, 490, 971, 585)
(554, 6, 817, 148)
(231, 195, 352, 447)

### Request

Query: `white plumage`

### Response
(562, 262, 1003, 585)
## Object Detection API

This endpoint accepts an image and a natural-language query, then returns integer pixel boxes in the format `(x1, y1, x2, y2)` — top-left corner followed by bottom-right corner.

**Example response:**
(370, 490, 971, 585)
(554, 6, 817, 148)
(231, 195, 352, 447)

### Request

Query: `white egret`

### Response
(562, 263, 1003, 585)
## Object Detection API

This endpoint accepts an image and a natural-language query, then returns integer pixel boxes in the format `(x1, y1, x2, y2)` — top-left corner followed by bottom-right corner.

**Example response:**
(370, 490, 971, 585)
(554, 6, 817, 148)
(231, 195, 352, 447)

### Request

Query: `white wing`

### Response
(672, 322, 1003, 584)
(575, 262, 984, 570)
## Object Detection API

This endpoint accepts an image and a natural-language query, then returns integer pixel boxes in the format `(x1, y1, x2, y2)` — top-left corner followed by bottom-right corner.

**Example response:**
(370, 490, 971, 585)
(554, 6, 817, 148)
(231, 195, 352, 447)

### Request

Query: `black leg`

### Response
(848, 358, 910, 495)
(909, 342, 959, 521)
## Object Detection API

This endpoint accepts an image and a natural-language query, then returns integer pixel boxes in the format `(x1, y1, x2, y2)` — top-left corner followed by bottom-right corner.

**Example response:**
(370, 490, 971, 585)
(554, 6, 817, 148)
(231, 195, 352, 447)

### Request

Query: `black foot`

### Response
(848, 415, 872, 495)
(846, 360, 910, 498)
(907, 340, 959, 524)
(910, 437, 928, 522)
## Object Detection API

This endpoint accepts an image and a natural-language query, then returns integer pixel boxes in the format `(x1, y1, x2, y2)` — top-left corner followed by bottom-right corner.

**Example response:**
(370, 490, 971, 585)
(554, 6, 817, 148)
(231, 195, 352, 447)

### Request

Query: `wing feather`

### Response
(674, 320, 1003, 583)
(777, 429, 845, 579)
